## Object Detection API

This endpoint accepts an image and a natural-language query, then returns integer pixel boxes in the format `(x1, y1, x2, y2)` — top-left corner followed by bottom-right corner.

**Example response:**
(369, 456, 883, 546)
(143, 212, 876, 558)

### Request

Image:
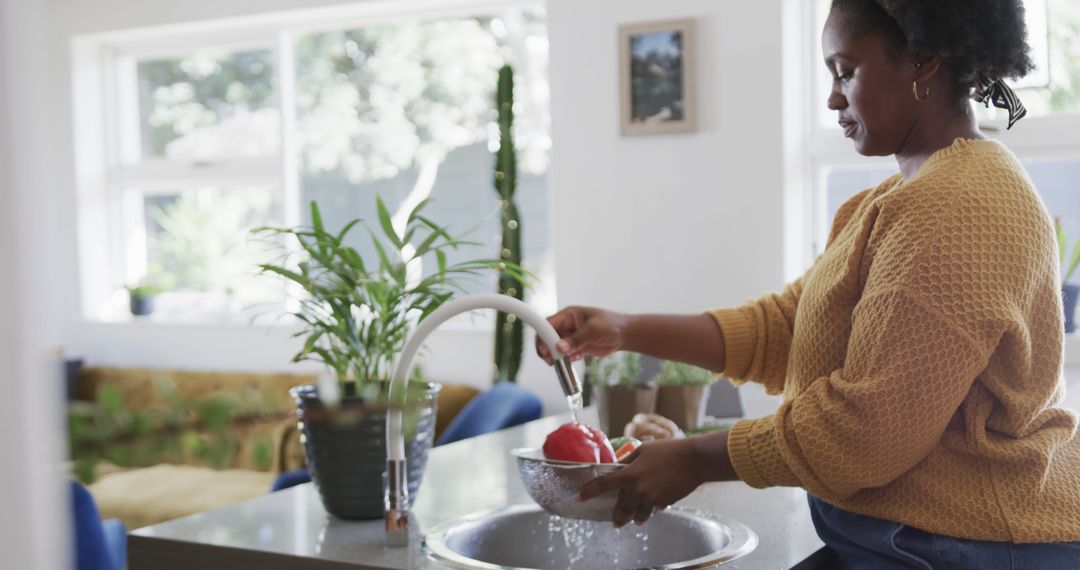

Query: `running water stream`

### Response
(566, 392, 584, 425)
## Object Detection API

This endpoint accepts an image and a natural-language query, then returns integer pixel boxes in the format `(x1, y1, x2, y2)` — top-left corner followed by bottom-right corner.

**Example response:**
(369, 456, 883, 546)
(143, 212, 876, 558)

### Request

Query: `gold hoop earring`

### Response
(912, 81, 930, 102)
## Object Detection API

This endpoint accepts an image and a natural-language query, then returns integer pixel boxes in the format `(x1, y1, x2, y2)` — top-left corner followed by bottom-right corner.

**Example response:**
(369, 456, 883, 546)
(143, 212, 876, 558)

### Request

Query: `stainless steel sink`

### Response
(423, 504, 758, 569)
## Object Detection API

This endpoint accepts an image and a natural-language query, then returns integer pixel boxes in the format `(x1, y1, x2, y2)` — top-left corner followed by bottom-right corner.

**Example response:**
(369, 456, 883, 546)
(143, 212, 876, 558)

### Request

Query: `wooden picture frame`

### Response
(619, 18, 698, 136)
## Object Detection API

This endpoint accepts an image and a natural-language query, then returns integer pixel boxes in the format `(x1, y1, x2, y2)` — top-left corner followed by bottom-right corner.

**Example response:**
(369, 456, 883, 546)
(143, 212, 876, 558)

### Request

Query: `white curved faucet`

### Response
(383, 293, 580, 546)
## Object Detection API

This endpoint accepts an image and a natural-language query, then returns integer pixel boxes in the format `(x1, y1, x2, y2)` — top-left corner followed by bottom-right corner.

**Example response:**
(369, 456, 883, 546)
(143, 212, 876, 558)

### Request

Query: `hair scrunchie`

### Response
(973, 76, 1027, 130)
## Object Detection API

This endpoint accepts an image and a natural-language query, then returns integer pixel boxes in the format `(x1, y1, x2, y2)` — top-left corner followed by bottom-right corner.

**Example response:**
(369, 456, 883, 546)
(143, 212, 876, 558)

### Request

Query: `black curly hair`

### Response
(831, 0, 1035, 101)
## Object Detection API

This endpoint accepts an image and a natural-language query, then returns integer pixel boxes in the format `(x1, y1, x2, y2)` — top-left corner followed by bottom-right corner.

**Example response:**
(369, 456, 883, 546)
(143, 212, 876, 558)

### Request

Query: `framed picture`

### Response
(619, 18, 697, 136)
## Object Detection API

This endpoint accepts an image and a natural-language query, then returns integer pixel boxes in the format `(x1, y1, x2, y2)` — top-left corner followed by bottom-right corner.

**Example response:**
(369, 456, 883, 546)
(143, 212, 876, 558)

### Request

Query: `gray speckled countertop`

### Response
(130, 408, 825, 569)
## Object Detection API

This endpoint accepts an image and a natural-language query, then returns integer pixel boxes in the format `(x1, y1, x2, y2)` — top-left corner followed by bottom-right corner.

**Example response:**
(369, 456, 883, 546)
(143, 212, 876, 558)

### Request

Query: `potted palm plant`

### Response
(588, 352, 657, 437)
(652, 361, 715, 431)
(125, 279, 165, 316)
(1056, 218, 1080, 333)
(256, 197, 522, 519)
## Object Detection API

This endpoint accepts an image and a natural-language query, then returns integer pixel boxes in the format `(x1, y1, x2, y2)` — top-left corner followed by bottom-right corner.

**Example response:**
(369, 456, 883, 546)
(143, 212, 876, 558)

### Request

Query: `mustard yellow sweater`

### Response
(711, 139, 1080, 543)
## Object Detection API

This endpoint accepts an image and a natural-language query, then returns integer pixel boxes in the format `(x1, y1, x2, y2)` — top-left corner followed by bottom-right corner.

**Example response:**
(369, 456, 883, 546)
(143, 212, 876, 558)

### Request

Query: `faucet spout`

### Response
(554, 357, 582, 398)
(384, 294, 575, 546)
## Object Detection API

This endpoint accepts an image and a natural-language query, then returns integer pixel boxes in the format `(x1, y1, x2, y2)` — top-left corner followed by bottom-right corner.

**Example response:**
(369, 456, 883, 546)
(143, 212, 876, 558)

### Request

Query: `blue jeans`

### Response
(808, 495, 1080, 569)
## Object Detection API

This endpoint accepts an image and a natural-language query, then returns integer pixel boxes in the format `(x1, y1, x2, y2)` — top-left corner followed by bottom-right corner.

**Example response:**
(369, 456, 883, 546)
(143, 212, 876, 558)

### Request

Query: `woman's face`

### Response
(821, 9, 918, 156)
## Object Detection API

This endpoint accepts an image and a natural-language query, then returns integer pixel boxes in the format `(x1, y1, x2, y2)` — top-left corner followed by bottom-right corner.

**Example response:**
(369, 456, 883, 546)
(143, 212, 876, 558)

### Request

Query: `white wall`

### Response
(548, 0, 787, 312)
(47, 0, 792, 414)
(0, 0, 67, 568)
(546, 0, 790, 414)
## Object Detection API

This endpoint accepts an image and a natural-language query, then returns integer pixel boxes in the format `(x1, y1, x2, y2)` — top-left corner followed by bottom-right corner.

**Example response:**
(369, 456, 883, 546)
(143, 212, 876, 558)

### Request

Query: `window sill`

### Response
(1065, 333, 1080, 366)
(83, 307, 501, 334)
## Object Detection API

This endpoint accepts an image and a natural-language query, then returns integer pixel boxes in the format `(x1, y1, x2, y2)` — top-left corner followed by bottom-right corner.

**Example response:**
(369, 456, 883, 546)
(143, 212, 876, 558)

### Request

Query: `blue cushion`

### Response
(71, 481, 125, 570)
(436, 382, 542, 445)
(100, 520, 127, 570)
(270, 469, 312, 493)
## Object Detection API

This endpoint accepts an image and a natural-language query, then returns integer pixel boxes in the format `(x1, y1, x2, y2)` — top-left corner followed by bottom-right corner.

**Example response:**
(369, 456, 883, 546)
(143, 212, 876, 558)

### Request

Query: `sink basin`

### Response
(423, 504, 757, 569)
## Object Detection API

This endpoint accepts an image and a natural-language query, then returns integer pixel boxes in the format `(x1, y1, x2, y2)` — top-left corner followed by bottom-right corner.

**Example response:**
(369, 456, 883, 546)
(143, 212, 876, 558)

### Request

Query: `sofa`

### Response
(72, 366, 479, 529)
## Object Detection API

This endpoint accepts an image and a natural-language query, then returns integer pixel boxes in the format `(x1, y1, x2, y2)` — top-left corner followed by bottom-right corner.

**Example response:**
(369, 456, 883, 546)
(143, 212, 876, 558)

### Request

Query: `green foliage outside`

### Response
(68, 380, 284, 484)
(130, 10, 549, 313)
(134, 10, 550, 304)
(295, 19, 499, 183)
(146, 189, 280, 299)
(1056, 217, 1080, 284)
(137, 49, 276, 157)
(1023, 0, 1080, 115)
(124, 278, 166, 300)
(653, 360, 715, 386)
(960, 0, 1080, 120)
(587, 352, 643, 388)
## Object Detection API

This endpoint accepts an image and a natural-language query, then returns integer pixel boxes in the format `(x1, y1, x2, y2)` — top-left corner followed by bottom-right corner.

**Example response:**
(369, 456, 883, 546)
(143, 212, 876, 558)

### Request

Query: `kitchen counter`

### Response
(127, 362, 1080, 570)
(130, 407, 825, 569)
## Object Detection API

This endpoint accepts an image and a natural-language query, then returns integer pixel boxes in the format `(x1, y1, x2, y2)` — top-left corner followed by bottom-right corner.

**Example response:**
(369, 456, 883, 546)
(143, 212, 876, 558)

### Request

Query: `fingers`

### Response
(612, 489, 637, 528)
(556, 329, 585, 359)
(536, 308, 583, 365)
(633, 501, 654, 526)
(558, 324, 607, 360)
(575, 470, 622, 502)
(579, 466, 662, 529)
(547, 309, 579, 330)
(613, 490, 655, 528)
(534, 335, 553, 365)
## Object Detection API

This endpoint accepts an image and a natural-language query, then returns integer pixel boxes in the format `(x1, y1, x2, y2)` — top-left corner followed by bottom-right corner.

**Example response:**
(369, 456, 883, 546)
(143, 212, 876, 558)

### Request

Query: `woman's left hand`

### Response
(576, 430, 738, 527)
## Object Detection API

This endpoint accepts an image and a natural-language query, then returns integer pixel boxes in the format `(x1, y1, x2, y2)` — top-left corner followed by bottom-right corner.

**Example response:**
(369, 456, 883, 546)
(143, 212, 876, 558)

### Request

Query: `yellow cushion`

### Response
(89, 464, 275, 529)
(76, 367, 313, 412)
(435, 384, 480, 440)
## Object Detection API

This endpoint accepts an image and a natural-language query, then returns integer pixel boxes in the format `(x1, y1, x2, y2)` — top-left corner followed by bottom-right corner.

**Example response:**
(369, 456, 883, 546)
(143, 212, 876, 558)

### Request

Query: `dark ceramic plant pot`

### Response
(655, 384, 713, 431)
(129, 295, 155, 316)
(593, 383, 658, 437)
(290, 382, 439, 520)
(1064, 285, 1080, 334)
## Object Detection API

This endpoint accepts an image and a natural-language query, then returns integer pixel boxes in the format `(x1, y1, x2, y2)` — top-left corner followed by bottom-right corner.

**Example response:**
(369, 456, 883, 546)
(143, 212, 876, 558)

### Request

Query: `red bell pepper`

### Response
(543, 422, 617, 464)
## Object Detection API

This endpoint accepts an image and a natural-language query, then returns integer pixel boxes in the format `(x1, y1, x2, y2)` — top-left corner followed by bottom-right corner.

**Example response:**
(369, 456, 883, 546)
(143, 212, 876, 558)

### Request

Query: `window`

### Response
(118, 47, 284, 317)
(976, 0, 1080, 121)
(82, 3, 551, 322)
(293, 12, 551, 299)
(802, 0, 1080, 263)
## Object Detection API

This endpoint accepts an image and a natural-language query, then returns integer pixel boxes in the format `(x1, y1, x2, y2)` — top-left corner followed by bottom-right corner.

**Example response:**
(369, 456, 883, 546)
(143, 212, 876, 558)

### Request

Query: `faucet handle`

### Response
(554, 357, 582, 396)
(385, 459, 410, 546)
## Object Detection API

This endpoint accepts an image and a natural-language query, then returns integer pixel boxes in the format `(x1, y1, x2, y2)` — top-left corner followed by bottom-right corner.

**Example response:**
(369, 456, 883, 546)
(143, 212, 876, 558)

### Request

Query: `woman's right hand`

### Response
(535, 306, 632, 365)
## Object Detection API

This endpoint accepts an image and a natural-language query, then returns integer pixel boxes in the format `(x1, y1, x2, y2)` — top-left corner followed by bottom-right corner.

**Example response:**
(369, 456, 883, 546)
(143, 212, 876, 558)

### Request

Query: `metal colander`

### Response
(512, 447, 626, 522)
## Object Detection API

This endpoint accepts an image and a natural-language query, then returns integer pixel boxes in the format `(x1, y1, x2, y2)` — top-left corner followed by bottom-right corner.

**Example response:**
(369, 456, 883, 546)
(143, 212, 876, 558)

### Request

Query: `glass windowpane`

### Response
(136, 48, 279, 160)
(294, 8, 551, 296)
(140, 185, 284, 311)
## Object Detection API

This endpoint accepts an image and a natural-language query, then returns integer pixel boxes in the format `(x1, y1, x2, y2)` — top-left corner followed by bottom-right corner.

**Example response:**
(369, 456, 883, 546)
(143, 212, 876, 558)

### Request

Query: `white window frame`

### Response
(72, 0, 547, 325)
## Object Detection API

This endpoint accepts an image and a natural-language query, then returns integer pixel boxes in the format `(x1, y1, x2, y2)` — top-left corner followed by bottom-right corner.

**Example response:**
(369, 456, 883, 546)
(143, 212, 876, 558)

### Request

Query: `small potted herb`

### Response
(125, 280, 165, 316)
(255, 197, 521, 519)
(652, 361, 715, 431)
(587, 352, 657, 437)
(1057, 218, 1080, 333)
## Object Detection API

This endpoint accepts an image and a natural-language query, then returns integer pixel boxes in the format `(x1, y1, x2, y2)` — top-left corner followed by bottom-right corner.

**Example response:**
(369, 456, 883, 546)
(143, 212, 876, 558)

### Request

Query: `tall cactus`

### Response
(494, 64, 524, 383)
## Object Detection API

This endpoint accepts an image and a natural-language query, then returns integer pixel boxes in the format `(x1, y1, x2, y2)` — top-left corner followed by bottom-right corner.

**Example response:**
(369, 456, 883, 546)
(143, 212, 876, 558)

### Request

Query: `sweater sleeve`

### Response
(708, 277, 805, 395)
(726, 289, 991, 497)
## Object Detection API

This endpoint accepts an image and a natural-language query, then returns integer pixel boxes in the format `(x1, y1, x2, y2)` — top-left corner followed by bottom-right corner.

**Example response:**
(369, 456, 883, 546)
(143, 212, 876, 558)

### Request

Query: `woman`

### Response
(537, 1, 1080, 567)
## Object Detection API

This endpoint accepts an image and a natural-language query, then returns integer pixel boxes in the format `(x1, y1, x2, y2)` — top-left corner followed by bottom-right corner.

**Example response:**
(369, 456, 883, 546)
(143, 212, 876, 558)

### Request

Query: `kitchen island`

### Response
(129, 408, 826, 569)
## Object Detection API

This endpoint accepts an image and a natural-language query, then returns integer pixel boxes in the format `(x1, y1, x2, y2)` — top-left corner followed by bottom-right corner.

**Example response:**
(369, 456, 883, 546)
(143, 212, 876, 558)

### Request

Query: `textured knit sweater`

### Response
(711, 139, 1080, 543)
